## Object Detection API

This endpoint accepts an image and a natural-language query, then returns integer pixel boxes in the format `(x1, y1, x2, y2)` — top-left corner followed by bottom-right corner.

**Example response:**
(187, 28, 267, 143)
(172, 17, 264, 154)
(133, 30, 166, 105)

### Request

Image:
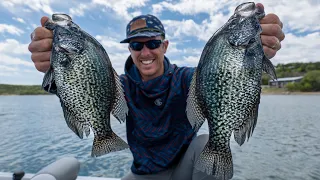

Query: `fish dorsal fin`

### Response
(111, 68, 129, 123)
(186, 69, 206, 132)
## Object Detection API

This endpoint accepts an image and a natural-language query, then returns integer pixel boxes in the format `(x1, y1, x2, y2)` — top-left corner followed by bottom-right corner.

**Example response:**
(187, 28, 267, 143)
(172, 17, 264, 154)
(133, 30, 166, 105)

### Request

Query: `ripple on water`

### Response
(1, 95, 320, 179)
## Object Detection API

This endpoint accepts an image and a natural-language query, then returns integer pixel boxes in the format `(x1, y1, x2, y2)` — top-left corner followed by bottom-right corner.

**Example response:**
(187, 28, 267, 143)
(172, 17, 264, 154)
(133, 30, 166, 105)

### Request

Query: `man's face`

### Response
(129, 36, 169, 81)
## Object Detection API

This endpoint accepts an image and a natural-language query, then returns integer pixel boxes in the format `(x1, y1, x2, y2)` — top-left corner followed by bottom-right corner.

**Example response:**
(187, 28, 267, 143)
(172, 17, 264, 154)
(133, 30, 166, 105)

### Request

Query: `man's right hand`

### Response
(28, 16, 53, 73)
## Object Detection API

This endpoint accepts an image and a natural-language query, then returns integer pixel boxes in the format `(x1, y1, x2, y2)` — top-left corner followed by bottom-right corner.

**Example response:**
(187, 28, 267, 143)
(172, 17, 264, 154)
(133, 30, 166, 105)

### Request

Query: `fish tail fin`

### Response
(195, 143, 233, 180)
(91, 131, 129, 157)
(262, 55, 277, 81)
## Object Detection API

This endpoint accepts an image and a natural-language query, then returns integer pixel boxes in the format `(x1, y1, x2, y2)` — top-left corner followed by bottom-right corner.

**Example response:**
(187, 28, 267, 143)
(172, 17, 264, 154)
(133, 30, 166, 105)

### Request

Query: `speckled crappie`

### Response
(186, 2, 277, 179)
(42, 14, 129, 157)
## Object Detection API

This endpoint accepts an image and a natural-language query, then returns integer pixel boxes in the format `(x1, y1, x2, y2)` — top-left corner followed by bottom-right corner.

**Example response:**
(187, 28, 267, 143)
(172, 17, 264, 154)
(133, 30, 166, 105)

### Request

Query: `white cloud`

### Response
(95, 35, 128, 53)
(92, 0, 149, 20)
(0, 65, 19, 72)
(152, 0, 232, 15)
(12, 17, 26, 24)
(274, 32, 320, 64)
(162, 13, 229, 42)
(0, 54, 33, 67)
(69, 3, 92, 17)
(0, 24, 24, 36)
(0, 39, 30, 55)
(162, 19, 204, 40)
(154, 0, 320, 34)
(0, 39, 33, 73)
(253, 0, 320, 33)
(69, 0, 149, 20)
(0, 0, 54, 15)
(108, 52, 130, 74)
(94, 35, 129, 74)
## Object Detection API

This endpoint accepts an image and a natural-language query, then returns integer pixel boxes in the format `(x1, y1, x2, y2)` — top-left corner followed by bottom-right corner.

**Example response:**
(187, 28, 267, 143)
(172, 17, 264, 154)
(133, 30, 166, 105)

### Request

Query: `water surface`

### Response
(0, 95, 319, 179)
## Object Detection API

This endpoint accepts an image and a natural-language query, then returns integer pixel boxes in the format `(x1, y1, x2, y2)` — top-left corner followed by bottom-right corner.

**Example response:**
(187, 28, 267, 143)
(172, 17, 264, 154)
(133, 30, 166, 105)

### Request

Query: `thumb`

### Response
(41, 16, 49, 27)
(256, 3, 264, 11)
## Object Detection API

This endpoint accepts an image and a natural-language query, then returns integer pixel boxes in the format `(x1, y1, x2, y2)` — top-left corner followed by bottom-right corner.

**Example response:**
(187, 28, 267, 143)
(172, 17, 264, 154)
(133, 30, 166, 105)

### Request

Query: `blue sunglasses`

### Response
(129, 40, 163, 51)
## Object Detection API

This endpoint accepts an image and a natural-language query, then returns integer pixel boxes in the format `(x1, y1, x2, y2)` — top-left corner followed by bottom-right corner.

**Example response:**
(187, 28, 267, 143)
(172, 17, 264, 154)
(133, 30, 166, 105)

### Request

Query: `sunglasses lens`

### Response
(146, 40, 162, 49)
(130, 42, 144, 51)
(130, 40, 162, 51)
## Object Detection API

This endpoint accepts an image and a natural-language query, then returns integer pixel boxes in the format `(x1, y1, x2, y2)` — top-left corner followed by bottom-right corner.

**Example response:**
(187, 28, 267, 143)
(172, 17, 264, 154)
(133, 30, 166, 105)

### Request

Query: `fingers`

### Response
(31, 51, 51, 63)
(28, 16, 52, 73)
(31, 50, 51, 73)
(41, 16, 49, 27)
(261, 35, 281, 50)
(34, 61, 50, 73)
(28, 38, 52, 53)
(260, 13, 283, 28)
(30, 27, 53, 41)
(263, 46, 277, 59)
(255, 3, 264, 11)
(261, 24, 285, 41)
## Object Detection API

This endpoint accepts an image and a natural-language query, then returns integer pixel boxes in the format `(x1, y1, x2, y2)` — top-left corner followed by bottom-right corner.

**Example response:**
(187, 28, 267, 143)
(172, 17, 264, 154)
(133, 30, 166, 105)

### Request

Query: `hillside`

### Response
(1, 62, 319, 95)
(0, 84, 50, 95)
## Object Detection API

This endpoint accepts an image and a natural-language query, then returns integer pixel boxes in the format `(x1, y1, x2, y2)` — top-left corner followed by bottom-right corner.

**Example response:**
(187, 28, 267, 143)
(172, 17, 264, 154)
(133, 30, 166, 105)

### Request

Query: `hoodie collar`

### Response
(124, 55, 173, 84)
(124, 55, 174, 95)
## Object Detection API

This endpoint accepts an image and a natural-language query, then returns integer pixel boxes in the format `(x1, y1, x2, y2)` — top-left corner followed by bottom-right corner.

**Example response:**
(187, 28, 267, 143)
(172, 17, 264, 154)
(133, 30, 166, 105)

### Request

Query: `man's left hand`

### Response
(257, 3, 285, 59)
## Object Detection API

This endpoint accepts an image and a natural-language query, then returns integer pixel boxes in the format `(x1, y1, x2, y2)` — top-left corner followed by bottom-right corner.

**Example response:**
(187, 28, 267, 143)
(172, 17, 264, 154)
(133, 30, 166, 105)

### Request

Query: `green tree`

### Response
(299, 70, 320, 91)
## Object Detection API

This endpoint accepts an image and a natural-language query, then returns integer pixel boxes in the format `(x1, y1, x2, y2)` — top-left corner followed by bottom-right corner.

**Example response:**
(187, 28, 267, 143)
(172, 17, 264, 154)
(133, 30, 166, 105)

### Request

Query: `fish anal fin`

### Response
(234, 92, 260, 146)
(91, 131, 129, 157)
(111, 68, 128, 124)
(60, 100, 91, 139)
(186, 69, 206, 132)
(263, 55, 277, 81)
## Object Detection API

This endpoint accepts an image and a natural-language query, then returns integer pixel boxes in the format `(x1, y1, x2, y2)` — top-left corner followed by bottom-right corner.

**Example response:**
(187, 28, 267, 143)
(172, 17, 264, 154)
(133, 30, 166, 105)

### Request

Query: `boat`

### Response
(0, 157, 119, 180)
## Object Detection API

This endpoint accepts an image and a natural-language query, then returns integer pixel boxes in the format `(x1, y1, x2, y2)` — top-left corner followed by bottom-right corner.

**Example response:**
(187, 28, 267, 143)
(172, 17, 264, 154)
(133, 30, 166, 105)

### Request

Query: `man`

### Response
(28, 3, 285, 180)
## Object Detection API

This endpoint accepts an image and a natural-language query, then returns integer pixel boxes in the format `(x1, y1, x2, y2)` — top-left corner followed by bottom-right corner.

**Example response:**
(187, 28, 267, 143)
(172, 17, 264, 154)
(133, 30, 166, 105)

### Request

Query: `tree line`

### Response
(262, 62, 320, 92)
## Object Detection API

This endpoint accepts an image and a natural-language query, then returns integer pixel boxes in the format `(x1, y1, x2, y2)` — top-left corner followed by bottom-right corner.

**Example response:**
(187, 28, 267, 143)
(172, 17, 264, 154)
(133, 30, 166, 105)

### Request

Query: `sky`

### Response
(0, 0, 319, 85)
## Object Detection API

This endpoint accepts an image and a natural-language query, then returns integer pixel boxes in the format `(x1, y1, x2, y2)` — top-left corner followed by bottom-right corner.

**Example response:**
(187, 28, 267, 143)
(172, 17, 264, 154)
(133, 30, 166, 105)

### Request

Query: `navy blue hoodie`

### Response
(120, 55, 197, 175)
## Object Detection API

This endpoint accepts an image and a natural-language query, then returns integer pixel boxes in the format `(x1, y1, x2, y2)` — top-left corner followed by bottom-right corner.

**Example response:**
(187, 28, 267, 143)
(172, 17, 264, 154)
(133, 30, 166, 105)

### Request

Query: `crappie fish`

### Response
(42, 14, 129, 157)
(186, 2, 277, 179)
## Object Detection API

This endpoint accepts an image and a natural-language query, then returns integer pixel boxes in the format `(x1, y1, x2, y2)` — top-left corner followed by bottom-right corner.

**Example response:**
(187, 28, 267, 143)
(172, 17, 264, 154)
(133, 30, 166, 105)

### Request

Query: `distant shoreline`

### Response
(1, 84, 319, 96)
(262, 91, 320, 95)
(1, 91, 320, 96)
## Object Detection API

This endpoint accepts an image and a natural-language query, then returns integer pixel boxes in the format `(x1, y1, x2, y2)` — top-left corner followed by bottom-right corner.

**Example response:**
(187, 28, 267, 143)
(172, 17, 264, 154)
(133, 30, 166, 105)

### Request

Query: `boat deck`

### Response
(0, 172, 119, 180)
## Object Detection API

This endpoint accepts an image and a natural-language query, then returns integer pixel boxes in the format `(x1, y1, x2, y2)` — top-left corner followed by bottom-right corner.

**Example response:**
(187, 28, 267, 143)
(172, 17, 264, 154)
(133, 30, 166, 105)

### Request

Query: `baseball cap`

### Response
(120, 14, 165, 43)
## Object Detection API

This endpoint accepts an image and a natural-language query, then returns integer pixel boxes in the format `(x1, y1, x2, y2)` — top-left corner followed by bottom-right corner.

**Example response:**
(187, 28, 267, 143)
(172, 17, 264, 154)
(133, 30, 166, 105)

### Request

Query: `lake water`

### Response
(0, 95, 319, 180)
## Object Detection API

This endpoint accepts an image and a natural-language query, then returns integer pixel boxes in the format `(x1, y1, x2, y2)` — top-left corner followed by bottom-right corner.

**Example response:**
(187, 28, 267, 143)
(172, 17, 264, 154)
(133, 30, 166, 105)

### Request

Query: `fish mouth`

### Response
(140, 59, 155, 65)
(235, 2, 256, 17)
(235, 2, 265, 19)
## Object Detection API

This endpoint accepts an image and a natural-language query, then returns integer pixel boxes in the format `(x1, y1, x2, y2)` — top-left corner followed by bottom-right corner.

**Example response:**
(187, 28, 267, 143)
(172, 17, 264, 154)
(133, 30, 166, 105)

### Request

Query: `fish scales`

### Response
(42, 14, 129, 157)
(186, 2, 277, 179)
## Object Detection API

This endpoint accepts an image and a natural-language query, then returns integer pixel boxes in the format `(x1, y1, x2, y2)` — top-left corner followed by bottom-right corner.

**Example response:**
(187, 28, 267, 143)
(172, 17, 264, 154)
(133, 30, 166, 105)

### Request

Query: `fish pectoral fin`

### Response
(262, 55, 277, 81)
(60, 100, 91, 139)
(186, 69, 206, 132)
(42, 66, 57, 94)
(111, 68, 129, 124)
(195, 142, 233, 179)
(234, 92, 260, 146)
(91, 131, 129, 157)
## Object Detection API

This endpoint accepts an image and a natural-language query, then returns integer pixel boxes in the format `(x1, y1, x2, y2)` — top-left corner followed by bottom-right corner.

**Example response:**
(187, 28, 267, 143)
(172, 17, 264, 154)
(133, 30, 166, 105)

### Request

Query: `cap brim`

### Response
(120, 32, 163, 43)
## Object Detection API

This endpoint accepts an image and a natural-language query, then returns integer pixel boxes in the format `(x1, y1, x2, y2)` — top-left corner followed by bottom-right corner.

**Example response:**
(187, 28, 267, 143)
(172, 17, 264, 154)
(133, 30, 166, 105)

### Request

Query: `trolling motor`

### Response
(11, 157, 79, 180)
(12, 171, 25, 180)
